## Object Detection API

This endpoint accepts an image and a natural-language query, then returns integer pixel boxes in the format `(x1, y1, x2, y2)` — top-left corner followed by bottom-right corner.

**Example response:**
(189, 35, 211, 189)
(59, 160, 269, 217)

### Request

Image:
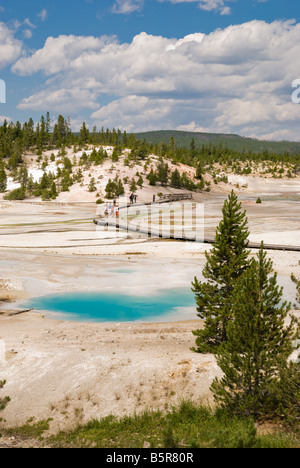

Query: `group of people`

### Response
(103, 192, 146, 218)
(129, 193, 138, 204)
(104, 200, 119, 218)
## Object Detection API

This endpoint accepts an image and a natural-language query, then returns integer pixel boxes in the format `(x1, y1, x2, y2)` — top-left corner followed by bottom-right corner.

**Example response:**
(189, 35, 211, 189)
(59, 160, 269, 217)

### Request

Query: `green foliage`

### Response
(137, 175, 144, 188)
(146, 168, 157, 186)
(156, 161, 169, 186)
(50, 182, 58, 199)
(112, 146, 122, 162)
(213, 420, 259, 448)
(105, 176, 125, 199)
(130, 140, 149, 160)
(0, 380, 10, 414)
(88, 178, 97, 193)
(134, 129, 300, 157)
(256, 197, 262, 204)
(79, 122, 90, 145)
(0, 167, 7, 192)
(291, 273, 300, 306)
(52, 115, 72, 147)
(130, 178, 138, 193)
(192, 191, 250, 353)
(4, 419, 52, 439)
(170, 168, 182, 188)
(211, 245, 298, 420)
(3, 187, 26, 200)
(180, 172, 197, 191)
(196, 161, 204, 180)
(49, 401, 298, 448)
(62, 157, 73, 172)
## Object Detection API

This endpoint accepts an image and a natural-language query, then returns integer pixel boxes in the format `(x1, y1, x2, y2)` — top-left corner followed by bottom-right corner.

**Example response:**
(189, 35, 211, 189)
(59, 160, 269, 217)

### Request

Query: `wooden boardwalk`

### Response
(94, 217, 300, 252)
(94, 197, 300, 253)
(159, 193, 193, 202)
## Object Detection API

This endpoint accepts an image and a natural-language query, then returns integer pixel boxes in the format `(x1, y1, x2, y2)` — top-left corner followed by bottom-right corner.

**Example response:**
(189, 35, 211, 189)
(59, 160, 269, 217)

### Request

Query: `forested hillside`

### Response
(134, 130, 300, 155)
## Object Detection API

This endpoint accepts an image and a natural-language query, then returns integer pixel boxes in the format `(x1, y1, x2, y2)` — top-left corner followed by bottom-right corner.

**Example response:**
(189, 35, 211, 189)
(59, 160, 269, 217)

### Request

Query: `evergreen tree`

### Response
(0, 166, 7, 192)
(170, 169, 182, 189)
(39, 172, 51, 191)
(147, 168, 157, 186)
(36, 115, 47, 149)
(275, 357, 300, 429)
(211, 244, 298, 419)
(112, 146, 122, 162)
(60, 171, 73, 192)
(105, 179, 115, 199)
(45, 111, 51, 136)
(180, 172, 196, 191)
(115, 178, 125, 196)
(196, 161, 204, 180)
(41, 189, 51, 201)
(3, 187, 26, 200)
(88, 177, 97, 192)
(192, 191, 250, 353)
(50, 181, 58, 199)
(52, 115, 71, 147)
(130, 178, 138, 193)
(291, 273, 300, 305)
(137, 175, 143, 188)
(18, 165, 29, 190)
(157, 161, 169, 186)
(169, 136, 176, 154)
(190, 138, 196, 158)
(122, 130, 128, 147)
(136, 141, 149, 160)
(79, 122, 90, 145)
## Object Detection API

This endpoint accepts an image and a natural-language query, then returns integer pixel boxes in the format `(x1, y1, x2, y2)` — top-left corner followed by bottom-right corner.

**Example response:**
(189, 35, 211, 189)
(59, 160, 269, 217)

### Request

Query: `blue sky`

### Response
(0, 0, 300, 140)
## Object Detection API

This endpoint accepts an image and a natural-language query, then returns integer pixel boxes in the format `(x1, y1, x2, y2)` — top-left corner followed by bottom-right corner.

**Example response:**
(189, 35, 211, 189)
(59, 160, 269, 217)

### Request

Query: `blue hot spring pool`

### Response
(23, 288, 196, 323)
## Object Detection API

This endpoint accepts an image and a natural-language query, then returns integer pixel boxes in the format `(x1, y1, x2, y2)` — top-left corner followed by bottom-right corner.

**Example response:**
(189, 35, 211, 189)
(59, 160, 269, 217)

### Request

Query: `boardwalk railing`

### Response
(94, 198, 300, 252)
(159, 193, 193, 202)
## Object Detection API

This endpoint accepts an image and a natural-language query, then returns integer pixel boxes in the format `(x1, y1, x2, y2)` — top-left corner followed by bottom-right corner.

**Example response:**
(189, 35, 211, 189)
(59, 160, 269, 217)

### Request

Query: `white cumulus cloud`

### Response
(11, 20, 300, 140)
(0, 22, 23, 69)
(112, 0, 144, 14)
(38, 9, 48, 22)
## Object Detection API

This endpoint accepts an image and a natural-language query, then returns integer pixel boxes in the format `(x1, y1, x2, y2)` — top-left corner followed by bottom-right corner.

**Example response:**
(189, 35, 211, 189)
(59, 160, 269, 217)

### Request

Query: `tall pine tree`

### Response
(192, 191, 250, 353)
(0, 166, 7, 192)
(211, 244, 298, 419)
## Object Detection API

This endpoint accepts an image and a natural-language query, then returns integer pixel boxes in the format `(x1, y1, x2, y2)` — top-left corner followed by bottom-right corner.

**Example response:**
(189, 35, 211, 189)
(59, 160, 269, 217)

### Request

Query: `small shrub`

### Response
(3, 187, 26, 200)
(0, 380, 10, 412)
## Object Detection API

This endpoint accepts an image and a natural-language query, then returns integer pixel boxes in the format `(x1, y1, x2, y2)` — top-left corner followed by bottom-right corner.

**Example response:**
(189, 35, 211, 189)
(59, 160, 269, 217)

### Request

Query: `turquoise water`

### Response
(24, 288, 195, 323)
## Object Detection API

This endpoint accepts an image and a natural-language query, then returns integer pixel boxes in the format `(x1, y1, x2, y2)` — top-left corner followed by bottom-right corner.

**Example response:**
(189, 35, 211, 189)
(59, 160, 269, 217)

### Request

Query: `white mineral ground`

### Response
(0, 152, 299, 433)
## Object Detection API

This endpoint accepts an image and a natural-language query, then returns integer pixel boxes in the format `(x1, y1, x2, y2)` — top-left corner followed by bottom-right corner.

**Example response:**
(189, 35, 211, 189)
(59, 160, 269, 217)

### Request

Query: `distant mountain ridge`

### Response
(134, 130, 300, 155)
